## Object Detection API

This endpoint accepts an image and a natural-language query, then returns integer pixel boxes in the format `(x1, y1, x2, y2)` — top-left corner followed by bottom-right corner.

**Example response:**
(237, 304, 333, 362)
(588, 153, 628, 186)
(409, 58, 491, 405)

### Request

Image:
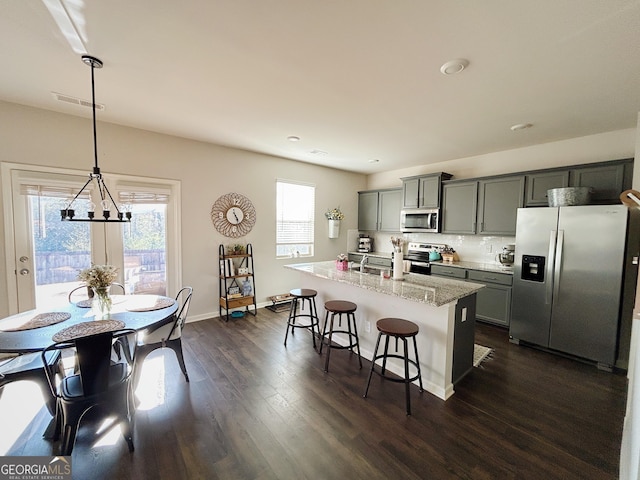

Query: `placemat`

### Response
(52, 319, 126, 342)
(76, 299, 93, 308)
(126, 297, 176, 312)
(1, 312, 71, 332)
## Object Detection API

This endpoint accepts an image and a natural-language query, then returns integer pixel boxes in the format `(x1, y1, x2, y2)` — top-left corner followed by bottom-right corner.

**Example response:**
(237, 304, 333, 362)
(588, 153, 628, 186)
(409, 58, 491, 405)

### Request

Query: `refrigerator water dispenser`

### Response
(521, 255, 545, 282)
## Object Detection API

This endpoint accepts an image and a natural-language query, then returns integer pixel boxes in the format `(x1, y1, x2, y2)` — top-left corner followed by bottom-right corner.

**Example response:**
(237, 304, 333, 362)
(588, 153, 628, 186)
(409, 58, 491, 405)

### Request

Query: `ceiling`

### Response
(1, 1, 639, 174)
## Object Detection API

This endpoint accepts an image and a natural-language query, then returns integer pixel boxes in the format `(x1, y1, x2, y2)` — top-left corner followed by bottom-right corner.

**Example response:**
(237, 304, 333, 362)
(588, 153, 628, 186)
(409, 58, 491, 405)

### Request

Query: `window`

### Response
(276, 180, 315, 258)
(118, 188, 170, 296)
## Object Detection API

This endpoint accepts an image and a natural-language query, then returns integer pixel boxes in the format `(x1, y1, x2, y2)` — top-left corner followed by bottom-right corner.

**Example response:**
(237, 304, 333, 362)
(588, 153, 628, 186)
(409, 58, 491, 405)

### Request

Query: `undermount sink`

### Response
(350, 265, 384, 276)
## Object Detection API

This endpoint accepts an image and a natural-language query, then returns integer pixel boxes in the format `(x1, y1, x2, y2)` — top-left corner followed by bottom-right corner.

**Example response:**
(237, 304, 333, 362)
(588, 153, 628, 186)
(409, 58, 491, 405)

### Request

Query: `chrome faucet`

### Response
(360, 254, 369, 272)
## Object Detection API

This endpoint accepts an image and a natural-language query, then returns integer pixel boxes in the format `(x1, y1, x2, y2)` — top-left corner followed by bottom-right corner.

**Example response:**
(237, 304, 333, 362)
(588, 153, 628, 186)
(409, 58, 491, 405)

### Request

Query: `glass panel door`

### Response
(122, 203, 167, 296)
(30, 195, 93, 309)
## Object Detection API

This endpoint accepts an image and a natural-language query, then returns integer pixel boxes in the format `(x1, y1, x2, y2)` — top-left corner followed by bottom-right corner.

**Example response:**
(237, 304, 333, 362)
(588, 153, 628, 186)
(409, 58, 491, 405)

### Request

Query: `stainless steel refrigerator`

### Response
(510, 205, 640, 369)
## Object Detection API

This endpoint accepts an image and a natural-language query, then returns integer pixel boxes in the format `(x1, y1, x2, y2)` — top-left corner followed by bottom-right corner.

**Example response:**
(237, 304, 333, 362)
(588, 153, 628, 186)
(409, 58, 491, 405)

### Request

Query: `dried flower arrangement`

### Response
(325, 207, 345, 220)
(77, 264, 119, 289)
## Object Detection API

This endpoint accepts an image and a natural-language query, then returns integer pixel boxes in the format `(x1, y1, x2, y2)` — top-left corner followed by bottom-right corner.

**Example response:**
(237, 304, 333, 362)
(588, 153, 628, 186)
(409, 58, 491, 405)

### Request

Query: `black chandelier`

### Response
(61, 55, 131, 223)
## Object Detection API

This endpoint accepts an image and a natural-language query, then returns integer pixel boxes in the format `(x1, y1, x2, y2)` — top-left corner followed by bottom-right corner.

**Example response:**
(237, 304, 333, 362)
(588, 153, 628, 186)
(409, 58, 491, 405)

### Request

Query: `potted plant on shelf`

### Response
(325, 207, 345, 238)
(227, 244, 245, 255)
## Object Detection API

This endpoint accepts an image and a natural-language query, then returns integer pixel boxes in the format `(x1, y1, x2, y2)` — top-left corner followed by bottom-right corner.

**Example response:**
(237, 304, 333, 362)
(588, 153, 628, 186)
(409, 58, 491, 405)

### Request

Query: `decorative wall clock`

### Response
(211, 192, 256, 238)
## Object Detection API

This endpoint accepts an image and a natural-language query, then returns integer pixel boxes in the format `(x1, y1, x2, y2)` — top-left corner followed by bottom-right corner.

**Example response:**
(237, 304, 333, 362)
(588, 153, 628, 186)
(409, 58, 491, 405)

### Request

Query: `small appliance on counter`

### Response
(496, 244, 515, 266)
(358, 235, 373, 253)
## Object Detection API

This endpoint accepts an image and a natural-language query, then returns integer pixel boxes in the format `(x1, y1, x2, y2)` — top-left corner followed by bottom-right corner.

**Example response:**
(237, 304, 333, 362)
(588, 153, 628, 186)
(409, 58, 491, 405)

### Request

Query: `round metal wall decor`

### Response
(211, 192, 256, 238)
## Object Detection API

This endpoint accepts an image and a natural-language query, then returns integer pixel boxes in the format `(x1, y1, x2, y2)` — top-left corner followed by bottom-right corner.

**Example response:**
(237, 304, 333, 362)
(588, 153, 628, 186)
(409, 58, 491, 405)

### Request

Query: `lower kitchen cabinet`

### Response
(430, 265, 512, 328)
(467, 270, 512, 327)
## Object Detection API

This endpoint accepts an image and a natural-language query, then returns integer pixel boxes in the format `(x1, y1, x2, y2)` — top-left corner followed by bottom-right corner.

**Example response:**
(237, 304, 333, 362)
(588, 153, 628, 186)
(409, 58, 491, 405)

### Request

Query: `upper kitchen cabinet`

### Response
(443, 176, 524, 235)
(477, 176, 525, 235)
(525, 159, 633, 206)
(525, 171, 570, 206)
(358, 188, 402, 232)
(569, 161, 632, 203)
(442, 181, 478, 234)
(401, 172, 452, 209)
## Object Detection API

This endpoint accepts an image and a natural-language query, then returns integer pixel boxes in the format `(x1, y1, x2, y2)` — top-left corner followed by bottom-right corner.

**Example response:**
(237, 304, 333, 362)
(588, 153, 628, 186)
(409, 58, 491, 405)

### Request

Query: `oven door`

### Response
(408, 260, 431, 275)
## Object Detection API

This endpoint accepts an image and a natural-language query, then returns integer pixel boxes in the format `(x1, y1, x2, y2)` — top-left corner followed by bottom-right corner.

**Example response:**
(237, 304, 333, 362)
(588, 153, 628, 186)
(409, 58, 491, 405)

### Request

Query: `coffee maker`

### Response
(358, 235, 373, 253)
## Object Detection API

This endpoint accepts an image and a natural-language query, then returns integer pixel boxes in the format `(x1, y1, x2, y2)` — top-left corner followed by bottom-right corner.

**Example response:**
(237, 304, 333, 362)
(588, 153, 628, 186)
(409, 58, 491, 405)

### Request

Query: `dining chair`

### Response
(42, 328, 137, 456)
(135, 287, 193, 384)
(0, 350, 61, 416)
(67, 283, 125, 304)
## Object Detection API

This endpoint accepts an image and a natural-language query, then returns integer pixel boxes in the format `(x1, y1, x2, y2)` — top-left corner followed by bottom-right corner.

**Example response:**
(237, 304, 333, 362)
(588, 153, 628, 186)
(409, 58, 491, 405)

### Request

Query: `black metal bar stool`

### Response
(319, 300, 362, 372)
(363, 317, 424, 415)
(284, 288, 320, 348)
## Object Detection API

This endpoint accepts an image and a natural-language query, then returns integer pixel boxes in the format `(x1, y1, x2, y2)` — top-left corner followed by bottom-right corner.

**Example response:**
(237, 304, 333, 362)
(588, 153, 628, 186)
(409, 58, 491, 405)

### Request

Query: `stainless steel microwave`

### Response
(400, 208, 440, 233)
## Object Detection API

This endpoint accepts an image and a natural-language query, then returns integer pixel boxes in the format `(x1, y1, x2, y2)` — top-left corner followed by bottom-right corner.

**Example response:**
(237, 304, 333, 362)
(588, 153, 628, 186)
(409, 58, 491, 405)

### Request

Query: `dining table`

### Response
(0, 294, 179, 353)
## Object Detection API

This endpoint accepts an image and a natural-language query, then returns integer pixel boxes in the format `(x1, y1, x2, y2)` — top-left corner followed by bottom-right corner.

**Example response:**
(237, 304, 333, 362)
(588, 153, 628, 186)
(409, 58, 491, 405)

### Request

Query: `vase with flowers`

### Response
(325, 207, 345, 238)
(78, 264, 119, 319)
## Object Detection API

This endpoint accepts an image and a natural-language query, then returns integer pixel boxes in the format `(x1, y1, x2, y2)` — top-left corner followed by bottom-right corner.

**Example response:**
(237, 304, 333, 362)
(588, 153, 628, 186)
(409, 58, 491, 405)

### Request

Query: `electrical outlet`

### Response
(365, 320, 371, 333)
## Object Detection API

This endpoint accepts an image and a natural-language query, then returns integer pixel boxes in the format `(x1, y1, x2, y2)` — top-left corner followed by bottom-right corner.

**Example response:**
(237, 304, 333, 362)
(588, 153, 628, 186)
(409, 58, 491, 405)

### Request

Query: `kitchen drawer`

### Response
(430, 264, 467, 279)
(347, 253, 392, 268)
(468, 270, 513, 286)
(369, 256, 392, 268)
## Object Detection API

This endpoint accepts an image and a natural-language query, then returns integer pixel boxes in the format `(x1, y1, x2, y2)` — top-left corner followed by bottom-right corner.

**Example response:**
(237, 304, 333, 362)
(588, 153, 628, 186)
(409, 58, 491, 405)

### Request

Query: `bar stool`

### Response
(284, 288, 320, 348)
(319, 300, 362, 372)
(363, 317, 424, 415)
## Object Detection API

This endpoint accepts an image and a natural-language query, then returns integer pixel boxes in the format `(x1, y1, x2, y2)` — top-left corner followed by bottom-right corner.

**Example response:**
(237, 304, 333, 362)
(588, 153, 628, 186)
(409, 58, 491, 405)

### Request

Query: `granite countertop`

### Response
(432, 260, 514, 275)
(285, 261, 484, 308)
(348, 251, 393, 259)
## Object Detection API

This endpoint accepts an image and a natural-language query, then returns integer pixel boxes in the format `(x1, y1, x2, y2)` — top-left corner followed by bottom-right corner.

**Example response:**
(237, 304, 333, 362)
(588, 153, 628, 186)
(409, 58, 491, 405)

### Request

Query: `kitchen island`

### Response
(285, 261, 484, 400)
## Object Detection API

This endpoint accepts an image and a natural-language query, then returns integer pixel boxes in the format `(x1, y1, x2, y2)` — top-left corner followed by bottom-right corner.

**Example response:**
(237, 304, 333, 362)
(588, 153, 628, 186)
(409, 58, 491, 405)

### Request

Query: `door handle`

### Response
(19, 256, 29, 263)
(552, 230, 564, 304)
(546, 230, 557, 305)
(19, 268, 29, 275)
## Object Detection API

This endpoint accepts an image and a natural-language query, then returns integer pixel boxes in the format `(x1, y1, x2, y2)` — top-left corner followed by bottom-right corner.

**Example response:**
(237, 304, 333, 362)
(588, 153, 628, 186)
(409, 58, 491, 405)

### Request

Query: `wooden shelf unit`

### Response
(218, 243, 257, 321)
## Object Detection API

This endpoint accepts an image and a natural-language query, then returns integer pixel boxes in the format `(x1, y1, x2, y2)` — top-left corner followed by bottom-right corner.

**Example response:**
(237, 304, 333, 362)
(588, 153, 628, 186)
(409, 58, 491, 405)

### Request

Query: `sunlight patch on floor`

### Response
(92, 417, 123, 448)
(134, 354, 166, 411)
(0, 381, 46, 455)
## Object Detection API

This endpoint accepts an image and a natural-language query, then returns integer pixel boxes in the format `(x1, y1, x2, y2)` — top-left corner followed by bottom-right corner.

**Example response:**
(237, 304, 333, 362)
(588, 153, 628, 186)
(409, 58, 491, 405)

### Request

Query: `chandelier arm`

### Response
(65, 175, 94, 209)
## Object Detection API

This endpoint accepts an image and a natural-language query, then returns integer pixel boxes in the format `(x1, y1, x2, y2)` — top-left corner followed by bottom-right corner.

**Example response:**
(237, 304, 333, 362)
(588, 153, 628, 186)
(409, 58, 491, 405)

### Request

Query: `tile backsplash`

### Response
(347, 229, 516, 265)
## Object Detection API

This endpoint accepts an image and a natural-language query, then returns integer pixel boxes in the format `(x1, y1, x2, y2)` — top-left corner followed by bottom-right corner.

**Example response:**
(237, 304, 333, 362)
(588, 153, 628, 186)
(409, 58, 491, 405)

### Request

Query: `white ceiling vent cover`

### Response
(52, 92, 105, 111)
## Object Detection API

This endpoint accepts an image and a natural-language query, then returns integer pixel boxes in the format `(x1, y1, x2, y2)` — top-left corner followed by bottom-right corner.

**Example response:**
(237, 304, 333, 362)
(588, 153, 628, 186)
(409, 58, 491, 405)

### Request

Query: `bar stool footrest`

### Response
(370, 353, 422, 384)
(320, 330, 359, 350)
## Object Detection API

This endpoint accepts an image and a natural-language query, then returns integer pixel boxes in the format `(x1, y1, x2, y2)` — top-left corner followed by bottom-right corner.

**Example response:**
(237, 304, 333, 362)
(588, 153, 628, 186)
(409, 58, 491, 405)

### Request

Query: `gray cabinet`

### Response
(467, 270, 512, 327)
(569, 163, 627, 203)
(430, 264, 467, 279)
(358, 191, 379, 231)
(442, 181, 478, 234)
(525, 171, 570, 206)
(430, 266, 512, 328)
(401, 172, 452, 209)
(347, 253, 392, 268)
(358, 188, 402, 232)
(477, 176, 524, 235)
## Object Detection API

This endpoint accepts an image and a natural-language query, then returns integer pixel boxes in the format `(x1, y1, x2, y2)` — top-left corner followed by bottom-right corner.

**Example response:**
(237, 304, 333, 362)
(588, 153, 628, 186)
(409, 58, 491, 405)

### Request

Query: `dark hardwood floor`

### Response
(1, 308, 628, 479)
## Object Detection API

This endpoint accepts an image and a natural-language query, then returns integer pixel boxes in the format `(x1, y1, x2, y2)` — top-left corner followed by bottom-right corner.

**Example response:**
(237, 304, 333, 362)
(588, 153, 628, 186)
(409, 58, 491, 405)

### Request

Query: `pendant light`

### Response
(61, 55, 131, 223)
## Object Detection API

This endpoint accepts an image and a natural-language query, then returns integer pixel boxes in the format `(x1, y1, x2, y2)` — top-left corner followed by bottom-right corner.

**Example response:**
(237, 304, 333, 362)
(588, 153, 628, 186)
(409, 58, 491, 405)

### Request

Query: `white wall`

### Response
(0, 100, 366, 320)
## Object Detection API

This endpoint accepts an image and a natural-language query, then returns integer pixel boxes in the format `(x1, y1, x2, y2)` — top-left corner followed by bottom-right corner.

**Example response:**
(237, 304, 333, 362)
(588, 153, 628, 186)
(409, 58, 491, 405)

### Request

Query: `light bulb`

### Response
(87, 201, 96, 219)
(101, 199, 111, 219)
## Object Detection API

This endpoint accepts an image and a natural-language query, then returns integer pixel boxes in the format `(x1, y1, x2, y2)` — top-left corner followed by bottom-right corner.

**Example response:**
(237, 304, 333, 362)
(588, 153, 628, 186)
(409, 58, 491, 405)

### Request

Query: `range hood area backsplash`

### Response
(347, 229, 516, 264)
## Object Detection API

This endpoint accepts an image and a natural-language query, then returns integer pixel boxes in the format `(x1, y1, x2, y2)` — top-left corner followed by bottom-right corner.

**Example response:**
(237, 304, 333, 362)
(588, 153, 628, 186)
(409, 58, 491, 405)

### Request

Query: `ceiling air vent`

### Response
(51, 92, 105, 111)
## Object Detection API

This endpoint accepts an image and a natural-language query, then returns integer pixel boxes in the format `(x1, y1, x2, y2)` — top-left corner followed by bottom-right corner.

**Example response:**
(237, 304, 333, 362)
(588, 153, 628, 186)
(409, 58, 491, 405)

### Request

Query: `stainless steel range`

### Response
(405, 242, 447, 275)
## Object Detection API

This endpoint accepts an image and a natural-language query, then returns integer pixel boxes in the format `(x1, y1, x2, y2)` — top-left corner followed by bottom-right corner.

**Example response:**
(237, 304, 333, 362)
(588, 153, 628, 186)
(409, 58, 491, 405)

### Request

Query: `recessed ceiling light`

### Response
(310, 149, 328, 156)
(287, 135, 300, 142)
(440, 58, 469, 75)
(510, 123, 533, 131)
